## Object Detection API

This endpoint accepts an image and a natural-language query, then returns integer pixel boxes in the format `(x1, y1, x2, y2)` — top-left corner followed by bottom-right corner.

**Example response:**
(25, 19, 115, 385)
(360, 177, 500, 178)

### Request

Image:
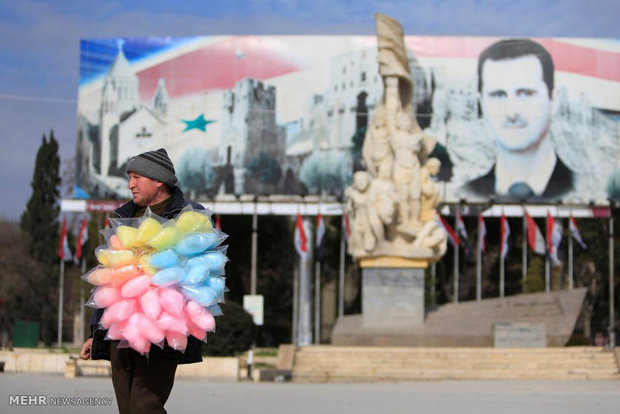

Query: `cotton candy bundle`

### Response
(84, 206, 228, 355)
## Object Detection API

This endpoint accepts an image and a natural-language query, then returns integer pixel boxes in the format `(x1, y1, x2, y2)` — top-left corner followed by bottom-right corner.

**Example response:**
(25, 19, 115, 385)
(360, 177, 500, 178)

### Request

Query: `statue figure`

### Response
(362, 105, 392, 179)
(343, 13, 447, 263)
(391, 111, 423, 235)
(420, 158, 441, 224)
(345, 171, 374, 253)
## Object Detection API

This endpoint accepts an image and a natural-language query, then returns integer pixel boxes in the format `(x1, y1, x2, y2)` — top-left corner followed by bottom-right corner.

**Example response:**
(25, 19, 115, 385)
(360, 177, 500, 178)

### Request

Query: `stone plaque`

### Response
(362, 267, 425, 330)
(494, 322, 546, 348)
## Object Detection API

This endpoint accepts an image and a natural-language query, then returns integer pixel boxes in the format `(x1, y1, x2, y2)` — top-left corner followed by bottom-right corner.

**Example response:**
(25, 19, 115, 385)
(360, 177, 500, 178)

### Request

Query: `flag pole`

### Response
(453, 205, 459, 304)
(500, 240, 505, 298)
(568, 214, 574, 290)
(476, 211, 482, 301)
(430, 263, 437, 307)
(338, 213, 346, 318)
(608, 202, 616, 348)
(545, 253, 550, 292)
(250, 196, 258, 295)
(57, 258, 64, 348)
(522, 207, 527, 291)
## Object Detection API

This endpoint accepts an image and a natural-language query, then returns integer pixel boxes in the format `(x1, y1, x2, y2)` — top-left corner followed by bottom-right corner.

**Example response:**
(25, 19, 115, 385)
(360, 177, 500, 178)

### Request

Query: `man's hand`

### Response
(80, 338, 93, 360)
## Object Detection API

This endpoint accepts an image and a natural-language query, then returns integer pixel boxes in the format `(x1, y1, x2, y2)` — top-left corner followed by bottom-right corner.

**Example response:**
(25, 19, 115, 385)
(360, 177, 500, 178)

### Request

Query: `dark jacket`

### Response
(90, 186, 204, 364)
(462, 155, 574, 202)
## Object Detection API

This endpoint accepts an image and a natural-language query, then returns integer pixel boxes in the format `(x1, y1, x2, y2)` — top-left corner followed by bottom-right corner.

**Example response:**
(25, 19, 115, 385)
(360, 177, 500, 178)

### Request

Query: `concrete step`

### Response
(291, 346, 620, 382)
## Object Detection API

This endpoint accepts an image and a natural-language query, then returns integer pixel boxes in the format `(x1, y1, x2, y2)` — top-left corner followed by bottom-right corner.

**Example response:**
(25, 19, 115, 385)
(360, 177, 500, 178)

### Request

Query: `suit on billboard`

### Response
(462, 155, 574, 201)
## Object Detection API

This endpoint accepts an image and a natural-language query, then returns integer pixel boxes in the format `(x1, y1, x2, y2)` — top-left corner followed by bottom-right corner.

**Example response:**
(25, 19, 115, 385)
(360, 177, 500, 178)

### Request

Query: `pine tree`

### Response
(17, 131, 61, 344)
(20, 131, 61, 265)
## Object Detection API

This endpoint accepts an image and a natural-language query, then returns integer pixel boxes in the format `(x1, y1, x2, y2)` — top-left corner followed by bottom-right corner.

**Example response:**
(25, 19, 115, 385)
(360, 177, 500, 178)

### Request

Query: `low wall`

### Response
(0, 350, 239, 380)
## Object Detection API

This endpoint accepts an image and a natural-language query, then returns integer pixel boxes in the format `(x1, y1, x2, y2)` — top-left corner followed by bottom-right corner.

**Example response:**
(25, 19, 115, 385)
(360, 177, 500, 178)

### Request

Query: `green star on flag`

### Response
(181, 114, 215, 132)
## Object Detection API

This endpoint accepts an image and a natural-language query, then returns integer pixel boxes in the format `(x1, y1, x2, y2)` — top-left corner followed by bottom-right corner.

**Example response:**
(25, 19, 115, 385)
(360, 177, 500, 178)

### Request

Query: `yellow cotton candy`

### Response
(137, 218, 162, 243)
(138, 254, 156, 275)
(147, 227, 180, 250)
(176, 211, 212, 233)
(96, 249, 111, 266)
(106, 250, 137, 267)
(116, 226, 140, 248)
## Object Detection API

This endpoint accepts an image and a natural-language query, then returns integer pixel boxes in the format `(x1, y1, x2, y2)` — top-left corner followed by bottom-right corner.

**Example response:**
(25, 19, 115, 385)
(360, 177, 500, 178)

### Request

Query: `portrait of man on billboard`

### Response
(462, 38, 575, 201)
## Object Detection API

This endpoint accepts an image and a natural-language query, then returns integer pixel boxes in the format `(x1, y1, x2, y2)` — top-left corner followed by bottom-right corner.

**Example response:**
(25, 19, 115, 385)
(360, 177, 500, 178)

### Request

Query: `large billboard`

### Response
(76, 36, 620, 204)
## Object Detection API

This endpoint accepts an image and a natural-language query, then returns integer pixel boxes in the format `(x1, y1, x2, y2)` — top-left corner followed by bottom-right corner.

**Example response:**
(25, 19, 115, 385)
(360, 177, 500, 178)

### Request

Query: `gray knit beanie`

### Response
(126, 148, 178, 188)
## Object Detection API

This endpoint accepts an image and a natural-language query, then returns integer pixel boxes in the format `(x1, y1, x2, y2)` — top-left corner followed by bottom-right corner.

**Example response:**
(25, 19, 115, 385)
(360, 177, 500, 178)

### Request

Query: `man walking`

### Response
(80, 148, 204, 414)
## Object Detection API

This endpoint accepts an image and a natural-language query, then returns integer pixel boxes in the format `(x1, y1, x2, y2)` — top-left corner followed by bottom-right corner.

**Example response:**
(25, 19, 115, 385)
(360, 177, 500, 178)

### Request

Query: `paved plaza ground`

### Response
(0, 373, 619, 413)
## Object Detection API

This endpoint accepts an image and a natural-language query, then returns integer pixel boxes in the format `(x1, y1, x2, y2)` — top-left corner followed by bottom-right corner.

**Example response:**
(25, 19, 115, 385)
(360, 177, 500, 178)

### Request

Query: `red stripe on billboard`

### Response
(136, 37, 303, 99)
(406, 37, 620, 82)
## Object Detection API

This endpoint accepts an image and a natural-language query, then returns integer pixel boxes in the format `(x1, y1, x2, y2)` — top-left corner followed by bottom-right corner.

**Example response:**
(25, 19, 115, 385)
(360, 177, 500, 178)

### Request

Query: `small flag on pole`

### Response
(438, 213, 460, 247)
(569, 214, 587, 249)
(500, 211, 510, 260)
(58, 216, 72, 262)
(525, 211, 546, 255)
(74, 215, 88, 262)
(479, 211, 486, 254)
(456, 211, 469, 243)
(546, 211, 563, 265)
(294, 214, 308, 258)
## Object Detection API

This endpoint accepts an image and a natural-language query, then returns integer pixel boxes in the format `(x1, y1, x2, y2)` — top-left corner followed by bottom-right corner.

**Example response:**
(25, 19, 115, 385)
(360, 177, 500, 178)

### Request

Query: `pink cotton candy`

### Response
(187, 319, 207, 341)
(110, 264, 141, 287)
(137, 314, 165, 344)
(156, 311, 188, 334)
(165, 331, 187, 352)
(128, 334, 151, 355)
(107, 321, 126, 340)
(104, 299, 136, 326)
(186, 301, 215, 331)
(109, 234, 125, 250)
(159, 288, 185, 318)
(93, 286, 121, 308)
(121, 275, 151, 298)
(140, 289, 162, 321)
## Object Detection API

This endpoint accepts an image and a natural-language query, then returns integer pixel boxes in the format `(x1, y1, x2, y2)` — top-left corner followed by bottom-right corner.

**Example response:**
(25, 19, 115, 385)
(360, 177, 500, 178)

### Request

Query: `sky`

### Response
(1, 0, 619, 221)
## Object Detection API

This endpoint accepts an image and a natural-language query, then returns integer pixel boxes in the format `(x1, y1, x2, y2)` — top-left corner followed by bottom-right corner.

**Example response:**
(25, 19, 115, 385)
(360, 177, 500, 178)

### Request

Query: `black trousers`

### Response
(110, 342, 178, 414)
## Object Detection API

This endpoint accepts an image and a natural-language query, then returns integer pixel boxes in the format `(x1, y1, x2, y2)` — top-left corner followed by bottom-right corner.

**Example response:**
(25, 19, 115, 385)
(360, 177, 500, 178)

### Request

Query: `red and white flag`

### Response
(478, 211, 487, 254)
(294, 214, 308, 259)
(569, 214, 587, 249)
(316, 212, 325, 249)
(58, 217, 72, 262)
(215, 214, 222, 231)
(546, 211, 563, 265)
(526, 211, 546, 255)
(500, 212, 510, 260)
(456, 210, 469, 243)
(74, 215, 88, 262)
(438, 213, 459, 247)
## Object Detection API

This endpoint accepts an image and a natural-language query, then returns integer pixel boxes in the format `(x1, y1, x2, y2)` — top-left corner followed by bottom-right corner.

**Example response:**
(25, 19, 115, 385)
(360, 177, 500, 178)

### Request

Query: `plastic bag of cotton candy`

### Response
(83, 205, 228, 355)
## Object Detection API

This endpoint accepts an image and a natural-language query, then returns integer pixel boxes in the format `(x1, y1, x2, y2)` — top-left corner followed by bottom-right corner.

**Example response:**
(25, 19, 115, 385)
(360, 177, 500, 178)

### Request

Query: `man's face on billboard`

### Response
(480, 55, 553, 153)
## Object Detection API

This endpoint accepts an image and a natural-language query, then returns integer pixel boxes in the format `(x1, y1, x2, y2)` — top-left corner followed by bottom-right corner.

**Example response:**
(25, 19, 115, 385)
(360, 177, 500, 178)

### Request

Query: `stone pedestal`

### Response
(362, 265, 426, 330)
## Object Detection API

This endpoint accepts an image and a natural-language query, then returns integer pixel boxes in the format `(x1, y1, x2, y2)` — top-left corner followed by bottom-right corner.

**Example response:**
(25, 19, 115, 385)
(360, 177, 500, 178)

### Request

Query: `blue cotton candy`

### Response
(208, 304, 223, 316)
(205, 276, 226, 297)
(186, 251, 227, 273)
(176, 232, 219, 256)
(182, 285, 218, 307)
(152, 266, 184, 287)
(150, 249, 179, 269)
(183, 264, 209, 286)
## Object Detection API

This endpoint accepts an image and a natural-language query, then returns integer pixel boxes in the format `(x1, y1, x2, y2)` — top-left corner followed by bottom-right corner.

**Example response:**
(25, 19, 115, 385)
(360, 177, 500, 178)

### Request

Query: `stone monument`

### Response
(339, 14, 447, 334)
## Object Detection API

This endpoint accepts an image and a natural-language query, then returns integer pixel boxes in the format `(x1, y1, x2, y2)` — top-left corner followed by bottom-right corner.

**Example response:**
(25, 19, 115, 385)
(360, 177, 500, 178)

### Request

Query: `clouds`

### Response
(1, 0, 619, 219)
